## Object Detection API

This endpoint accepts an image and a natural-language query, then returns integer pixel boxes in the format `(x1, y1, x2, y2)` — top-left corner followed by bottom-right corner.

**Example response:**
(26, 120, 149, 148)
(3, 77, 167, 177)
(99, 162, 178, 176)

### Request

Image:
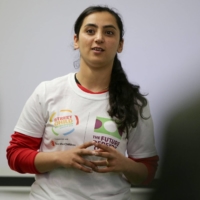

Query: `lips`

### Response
(91, 47, 105, 52)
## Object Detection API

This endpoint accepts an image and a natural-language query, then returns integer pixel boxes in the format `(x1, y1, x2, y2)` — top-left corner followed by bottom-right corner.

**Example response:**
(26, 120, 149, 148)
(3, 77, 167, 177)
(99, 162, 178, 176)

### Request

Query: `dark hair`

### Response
(74, 6, 148, 136)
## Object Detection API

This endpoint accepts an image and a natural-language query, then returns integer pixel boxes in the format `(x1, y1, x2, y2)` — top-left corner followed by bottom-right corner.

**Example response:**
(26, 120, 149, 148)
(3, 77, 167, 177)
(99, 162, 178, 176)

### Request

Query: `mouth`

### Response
(91, 47, 105, 52)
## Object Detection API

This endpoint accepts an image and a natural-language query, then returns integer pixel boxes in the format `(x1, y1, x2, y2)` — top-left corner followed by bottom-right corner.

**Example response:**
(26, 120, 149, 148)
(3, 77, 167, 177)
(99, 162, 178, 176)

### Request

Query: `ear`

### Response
(117, 39, 124, 53)
(74, 34, 79, 50)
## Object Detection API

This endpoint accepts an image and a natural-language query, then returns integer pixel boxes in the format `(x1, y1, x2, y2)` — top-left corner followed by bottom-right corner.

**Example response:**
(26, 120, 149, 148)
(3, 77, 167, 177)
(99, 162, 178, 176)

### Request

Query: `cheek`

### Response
(108, 41, 120, 53)
(80, 35, 93, 47)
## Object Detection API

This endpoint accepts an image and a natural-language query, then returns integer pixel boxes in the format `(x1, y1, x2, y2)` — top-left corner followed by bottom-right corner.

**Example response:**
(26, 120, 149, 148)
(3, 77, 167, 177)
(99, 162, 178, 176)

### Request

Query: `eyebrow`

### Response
(84, 23, 117, 30)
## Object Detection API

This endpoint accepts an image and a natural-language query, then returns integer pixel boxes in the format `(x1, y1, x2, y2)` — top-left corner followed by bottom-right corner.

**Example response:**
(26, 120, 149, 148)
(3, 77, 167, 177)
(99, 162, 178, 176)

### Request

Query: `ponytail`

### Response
(108, 55, 148, 136)
(73, 6, 148, 136)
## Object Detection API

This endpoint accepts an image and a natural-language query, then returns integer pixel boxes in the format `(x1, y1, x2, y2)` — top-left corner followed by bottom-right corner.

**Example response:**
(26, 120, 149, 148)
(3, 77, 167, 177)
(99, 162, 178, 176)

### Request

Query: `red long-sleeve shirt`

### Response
(7, 132, 158, 185)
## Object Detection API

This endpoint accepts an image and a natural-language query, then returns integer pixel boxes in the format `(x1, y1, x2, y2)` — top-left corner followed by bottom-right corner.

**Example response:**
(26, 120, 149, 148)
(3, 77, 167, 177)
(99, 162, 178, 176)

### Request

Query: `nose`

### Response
(94, 31, 104, 43)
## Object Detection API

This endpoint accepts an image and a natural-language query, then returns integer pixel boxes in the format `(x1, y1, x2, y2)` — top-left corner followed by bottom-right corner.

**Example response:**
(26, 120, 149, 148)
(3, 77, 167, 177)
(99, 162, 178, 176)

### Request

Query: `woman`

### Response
(7, 6, 158, 200)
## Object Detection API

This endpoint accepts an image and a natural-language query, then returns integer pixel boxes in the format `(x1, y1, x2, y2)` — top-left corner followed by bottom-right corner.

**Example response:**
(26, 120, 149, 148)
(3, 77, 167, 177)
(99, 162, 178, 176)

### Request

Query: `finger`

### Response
(81, 159, 98, 171)
(79, 141, 95, 149)
(73, 162, 93, 173)
(73, 157, 97, 171)
(77, 149, 95, 156)
(93, 151, 112, 159)
(94, 148, 103, 152)
(93, 166, 112, 173)
(93, 143, 113, 152)
(91, 160, 108, 167)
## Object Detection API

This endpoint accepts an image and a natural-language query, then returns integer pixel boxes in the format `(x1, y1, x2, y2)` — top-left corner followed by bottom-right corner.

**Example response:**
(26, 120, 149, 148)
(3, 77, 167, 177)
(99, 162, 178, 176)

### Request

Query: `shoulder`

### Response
(41, 73, 74, 89)
(34, 73, 75, 96)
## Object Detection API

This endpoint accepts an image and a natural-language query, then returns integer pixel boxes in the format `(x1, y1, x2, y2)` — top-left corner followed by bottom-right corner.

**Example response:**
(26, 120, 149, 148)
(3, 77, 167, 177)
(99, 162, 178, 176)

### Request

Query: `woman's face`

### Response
(74, 11, 123, 69)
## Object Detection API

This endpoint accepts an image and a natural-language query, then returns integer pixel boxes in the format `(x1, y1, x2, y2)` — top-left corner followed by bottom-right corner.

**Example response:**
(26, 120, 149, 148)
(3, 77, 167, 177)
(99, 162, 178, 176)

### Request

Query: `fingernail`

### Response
(92, 151, 98, 155)
(92, 141, 98, 145)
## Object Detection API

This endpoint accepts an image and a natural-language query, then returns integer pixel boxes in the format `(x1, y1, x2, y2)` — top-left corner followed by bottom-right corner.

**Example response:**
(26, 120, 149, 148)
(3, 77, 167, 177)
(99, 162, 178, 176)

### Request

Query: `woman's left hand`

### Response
(91, 142, 128, 173)
(92, 142, 148, 185)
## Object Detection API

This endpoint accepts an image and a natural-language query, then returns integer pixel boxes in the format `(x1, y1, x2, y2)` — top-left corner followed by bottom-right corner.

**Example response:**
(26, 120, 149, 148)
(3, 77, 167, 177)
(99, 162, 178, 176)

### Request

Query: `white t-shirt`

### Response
(15, 73, 157, 200)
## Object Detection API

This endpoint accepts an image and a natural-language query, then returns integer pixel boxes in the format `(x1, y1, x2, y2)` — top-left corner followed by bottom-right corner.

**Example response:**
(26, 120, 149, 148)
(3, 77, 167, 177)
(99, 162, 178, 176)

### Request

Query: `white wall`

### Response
(0, 0, 200, 177)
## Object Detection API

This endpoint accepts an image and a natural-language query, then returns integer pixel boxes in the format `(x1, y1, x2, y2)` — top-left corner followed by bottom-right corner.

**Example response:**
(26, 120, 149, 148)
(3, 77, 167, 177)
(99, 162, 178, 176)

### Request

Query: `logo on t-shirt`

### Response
(49, 109, 79, 136)
(94, 117, 122, 139)
(93, 117, 123, 149)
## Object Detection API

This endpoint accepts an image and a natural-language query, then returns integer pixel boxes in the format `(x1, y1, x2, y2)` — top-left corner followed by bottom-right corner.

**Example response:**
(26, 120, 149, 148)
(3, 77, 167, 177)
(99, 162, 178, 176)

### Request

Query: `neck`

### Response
(76, 62, 112, 92)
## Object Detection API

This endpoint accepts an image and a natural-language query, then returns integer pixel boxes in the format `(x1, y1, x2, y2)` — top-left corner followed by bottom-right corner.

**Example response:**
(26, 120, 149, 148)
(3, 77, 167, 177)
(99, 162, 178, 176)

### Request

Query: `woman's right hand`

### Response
(34, 141, 97, 173)
(56, 141, 97, 173)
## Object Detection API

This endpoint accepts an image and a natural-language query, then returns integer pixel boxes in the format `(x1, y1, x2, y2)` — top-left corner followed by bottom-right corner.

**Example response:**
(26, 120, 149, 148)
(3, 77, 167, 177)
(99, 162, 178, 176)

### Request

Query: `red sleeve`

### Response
(129, 155, 159, 185)
(6, 132, 42, 174)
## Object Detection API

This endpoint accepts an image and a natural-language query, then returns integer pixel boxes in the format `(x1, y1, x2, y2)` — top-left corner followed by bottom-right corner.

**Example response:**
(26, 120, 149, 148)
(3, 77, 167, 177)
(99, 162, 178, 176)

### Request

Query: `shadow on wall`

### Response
(149, 93, 200, 200)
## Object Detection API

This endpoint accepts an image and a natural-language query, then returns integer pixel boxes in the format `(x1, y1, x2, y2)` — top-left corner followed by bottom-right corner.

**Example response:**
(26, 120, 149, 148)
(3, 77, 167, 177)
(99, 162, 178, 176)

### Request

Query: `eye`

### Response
(105, 30, 114, 35)
(86, 29, 95, 34)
